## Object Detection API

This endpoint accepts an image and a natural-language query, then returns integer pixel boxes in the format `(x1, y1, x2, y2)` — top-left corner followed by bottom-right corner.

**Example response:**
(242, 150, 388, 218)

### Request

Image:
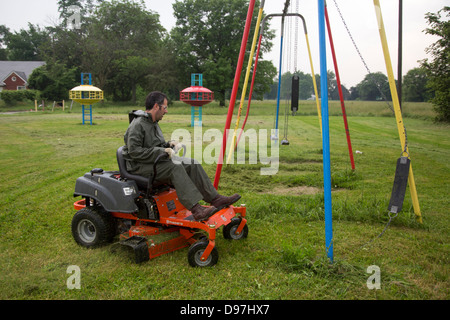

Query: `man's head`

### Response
(145, 91, 168, 122)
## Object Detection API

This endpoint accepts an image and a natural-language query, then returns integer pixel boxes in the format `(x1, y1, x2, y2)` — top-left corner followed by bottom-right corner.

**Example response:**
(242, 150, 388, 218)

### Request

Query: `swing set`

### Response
(213, 0, 422, 262)
(227, 0, 355, 170)
(227, 0, 322, 157)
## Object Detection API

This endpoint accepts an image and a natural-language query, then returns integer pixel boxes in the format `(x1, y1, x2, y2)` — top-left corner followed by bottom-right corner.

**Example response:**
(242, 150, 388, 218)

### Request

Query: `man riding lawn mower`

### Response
(71, 91, 248, 266)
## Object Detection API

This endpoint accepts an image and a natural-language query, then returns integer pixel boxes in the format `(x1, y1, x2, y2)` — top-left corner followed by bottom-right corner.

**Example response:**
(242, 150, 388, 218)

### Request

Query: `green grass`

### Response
(0, 100, 448, 300)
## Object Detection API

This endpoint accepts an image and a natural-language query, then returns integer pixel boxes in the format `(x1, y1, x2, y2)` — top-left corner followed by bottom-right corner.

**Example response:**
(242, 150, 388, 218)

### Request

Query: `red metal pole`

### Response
(214, 0, 256, 189)
(324, 4, 355, 170)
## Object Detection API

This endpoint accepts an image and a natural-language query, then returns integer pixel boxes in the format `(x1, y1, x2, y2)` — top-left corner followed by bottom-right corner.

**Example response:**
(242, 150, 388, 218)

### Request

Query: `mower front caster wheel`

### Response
(72, 207, 115, 248)
(223, 217, 248, 240)
(188, 240, 218, 267)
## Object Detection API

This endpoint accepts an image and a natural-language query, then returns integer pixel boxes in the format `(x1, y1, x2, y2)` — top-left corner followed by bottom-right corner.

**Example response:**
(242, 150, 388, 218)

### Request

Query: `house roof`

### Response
(0, 61, 46, 86)
(4, 71, 27, 83)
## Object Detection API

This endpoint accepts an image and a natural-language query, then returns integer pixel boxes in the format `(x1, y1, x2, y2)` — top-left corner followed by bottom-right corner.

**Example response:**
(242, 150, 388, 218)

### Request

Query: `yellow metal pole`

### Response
(373, 0, 422, 223)
(305, 33, 322, 134)
(226, 6, 264, 164)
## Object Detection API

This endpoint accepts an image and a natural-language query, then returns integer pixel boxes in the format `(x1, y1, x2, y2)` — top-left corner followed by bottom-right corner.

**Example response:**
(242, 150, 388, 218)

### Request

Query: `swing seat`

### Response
(388, 156, 410, 214)
(281, 139, 290, 145)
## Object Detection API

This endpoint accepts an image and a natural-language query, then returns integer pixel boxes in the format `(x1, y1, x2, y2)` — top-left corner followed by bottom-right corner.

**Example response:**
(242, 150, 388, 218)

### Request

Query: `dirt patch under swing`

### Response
(263, 186, 321, 195)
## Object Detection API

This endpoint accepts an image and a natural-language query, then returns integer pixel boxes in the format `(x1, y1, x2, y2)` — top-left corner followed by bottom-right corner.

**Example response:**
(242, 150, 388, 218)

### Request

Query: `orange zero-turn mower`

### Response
(71, 147, 248, 267)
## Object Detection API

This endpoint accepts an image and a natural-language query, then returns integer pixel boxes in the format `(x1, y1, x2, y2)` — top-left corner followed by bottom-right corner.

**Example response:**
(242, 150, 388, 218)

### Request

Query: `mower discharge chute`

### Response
(72, 145, 248, 267)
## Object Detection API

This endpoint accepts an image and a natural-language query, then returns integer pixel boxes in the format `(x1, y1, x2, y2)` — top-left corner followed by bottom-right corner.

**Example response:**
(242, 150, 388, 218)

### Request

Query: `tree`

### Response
(402, 67, 432, 102)
(28, 62, 78, 101)
(349, 86, 359, 100)
(42, 0, 103, 70)
(2, 23, 49, 61)
(326, 70, 350, 100)
(0, 25, 10, 59)
(111, 55, 152, 103)
(264, 69, 350, 101)
(171, 0, 276, 106)
(68, 0, 173, 101)
(80, 0, 169, 100)
(247, 60, 277, 100)
(57, 0, 105, 28)
(297, 71, 314, 100)
(356, 72, 391, 101)
(43, 0, 175, 102)
(420, 6, 449, 122)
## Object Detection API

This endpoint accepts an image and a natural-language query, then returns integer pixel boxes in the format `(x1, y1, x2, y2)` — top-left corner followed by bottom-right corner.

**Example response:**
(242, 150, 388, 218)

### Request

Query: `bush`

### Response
(0, 90, 39, 106)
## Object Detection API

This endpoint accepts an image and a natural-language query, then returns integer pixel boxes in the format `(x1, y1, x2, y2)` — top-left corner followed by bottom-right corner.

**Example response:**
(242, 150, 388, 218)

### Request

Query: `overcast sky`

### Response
(0, 0, 446, 87)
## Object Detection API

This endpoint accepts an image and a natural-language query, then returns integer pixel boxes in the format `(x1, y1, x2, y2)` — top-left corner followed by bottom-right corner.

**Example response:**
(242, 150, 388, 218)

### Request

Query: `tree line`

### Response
(264, 68, 433, 103)
(0, 1, 447, 121)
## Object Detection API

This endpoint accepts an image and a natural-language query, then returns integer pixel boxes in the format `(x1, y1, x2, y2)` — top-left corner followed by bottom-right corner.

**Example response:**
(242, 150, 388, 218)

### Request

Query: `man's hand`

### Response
(169, 140, 183, 153)
(164, 148, 175, 159)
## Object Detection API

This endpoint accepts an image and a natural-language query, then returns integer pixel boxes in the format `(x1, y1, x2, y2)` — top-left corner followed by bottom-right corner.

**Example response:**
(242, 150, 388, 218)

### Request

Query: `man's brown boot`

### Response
(210, 194, 241, 210)
(190, 204, 218, 221)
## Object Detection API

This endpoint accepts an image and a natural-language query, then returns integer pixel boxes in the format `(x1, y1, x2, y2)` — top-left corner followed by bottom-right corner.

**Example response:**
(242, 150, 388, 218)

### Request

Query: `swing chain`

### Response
(401, 125, 409, 157)
(294, 0, 299, 72)
(331, 0, 394, 114)
(355, 210, 397, 252)
(331, 0, 370, 74)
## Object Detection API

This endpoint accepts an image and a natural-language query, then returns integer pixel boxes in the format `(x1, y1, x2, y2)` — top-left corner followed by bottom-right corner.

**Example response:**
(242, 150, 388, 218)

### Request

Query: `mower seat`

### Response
(116, 146, 150, 190)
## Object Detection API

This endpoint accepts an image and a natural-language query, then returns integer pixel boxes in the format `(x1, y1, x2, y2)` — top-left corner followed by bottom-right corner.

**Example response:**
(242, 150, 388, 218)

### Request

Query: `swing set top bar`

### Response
(259, 10, 322, 134)
(260, 12, 307, 36)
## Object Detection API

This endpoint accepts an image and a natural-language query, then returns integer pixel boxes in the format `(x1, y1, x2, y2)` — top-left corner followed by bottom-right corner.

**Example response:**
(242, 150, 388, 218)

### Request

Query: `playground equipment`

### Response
(372, 0, 421, 223)
(69, 73, 103, 125)
(230, 0, 323, 156)
(212, 0, 334, 261)
(328, 0, 421, 222)
(266, 2, 322, 140)
(216, 0, 424, 263)
(180, 74, 214, 127)
(324, 3, 355, 170)
(207, 0, 326, 263)
(317, 0, 333, 262)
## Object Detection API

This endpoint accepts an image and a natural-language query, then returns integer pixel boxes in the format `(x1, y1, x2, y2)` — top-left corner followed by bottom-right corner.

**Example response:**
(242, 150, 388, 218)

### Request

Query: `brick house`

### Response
(0, 61, 45, 92)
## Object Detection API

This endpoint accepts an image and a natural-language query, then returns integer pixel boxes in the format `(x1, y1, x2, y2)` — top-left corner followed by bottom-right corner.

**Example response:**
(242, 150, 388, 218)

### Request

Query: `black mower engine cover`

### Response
(74, 169, 139, 213)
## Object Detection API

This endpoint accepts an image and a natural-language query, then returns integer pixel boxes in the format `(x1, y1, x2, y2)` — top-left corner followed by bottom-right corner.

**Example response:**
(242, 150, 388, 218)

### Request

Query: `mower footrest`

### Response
(120, 236, 150, 263)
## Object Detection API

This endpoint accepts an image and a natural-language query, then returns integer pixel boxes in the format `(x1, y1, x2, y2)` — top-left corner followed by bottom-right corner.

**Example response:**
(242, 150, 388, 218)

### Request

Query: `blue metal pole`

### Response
(275, 18, 285, 138)
(82, 105, 85, 125)
(318, 0, 333, 262)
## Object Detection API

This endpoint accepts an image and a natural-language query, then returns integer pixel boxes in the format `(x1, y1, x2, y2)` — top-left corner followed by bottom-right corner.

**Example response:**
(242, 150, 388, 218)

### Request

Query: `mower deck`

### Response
(73, 190, 247, 265)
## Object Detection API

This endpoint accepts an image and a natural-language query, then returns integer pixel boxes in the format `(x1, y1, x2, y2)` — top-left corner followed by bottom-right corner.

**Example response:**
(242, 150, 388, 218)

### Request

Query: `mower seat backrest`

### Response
(116, 146, 149, 190)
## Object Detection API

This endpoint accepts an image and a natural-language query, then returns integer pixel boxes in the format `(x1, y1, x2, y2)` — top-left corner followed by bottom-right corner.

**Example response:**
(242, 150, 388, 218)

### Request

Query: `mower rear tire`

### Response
(72, 207, 116, 248)
(188, 240, 218, 267)
(223, 217, 248, 240)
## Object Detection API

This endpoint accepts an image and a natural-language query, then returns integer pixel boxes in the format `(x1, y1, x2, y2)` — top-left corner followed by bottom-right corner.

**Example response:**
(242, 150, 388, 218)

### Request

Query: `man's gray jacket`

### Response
(122, 110, 218, 209)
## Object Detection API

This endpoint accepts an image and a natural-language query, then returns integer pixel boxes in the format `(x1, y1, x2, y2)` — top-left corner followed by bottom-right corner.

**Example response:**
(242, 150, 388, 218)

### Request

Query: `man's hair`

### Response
(145, 91, 168, 110)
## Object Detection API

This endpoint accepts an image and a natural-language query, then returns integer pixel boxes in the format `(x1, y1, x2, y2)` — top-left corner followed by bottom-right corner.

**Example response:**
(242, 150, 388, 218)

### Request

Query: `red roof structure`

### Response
(180, 86, 213, 107)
